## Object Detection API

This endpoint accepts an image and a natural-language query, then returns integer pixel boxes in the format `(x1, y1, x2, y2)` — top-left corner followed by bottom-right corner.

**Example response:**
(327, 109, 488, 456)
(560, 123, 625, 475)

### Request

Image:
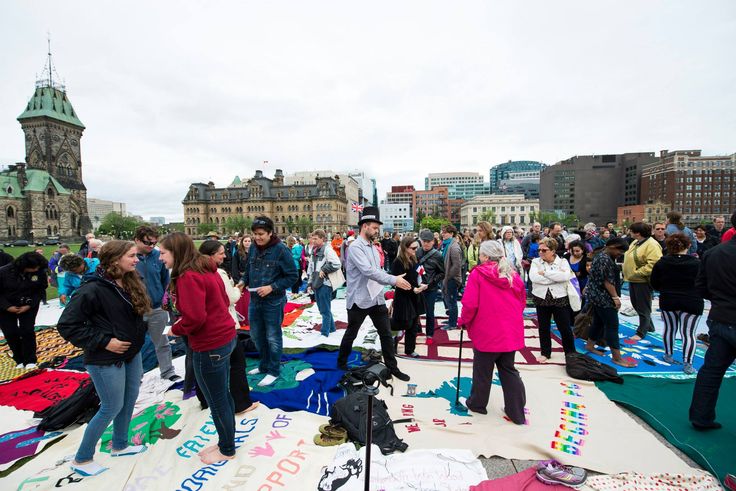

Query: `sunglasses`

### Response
(538, 248, 551, 252)
(409, 246, 419, 251)
(141, 239, 158, 247)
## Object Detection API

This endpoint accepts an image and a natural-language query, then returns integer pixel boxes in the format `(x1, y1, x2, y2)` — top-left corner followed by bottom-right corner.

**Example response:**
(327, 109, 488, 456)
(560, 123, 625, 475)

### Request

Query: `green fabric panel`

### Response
(596, 375, 735, 485)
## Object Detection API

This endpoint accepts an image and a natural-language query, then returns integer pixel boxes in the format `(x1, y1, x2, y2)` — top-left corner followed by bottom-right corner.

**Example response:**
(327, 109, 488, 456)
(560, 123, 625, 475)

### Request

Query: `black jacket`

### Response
(695, 237, 736, 324)
(695, 236, 719, 258)
(390, 257, 425, 322)
(650, 254, 704, 315)
(381, 239, 398, 261)
(416, 247, 445, 291)
(231, 251, 248, 283)
(0, 263, 47, 311)
(57, 274, 147, 365)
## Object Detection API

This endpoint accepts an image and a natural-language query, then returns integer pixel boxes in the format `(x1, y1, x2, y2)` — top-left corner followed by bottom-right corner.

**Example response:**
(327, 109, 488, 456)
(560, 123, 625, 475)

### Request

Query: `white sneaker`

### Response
(25, 363, 37, 369)
(247, 367, 262, 375)
(15, 363, 24, 369)
(258, 374, 278, 387)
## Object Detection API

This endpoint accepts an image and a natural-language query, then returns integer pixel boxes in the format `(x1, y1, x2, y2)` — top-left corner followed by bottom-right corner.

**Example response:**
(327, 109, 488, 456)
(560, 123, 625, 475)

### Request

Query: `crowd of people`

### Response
(0, 208, 734, 475)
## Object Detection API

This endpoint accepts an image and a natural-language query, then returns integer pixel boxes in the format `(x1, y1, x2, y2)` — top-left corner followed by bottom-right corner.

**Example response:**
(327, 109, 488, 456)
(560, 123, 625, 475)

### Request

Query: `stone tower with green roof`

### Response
(0, 49, 91, 242)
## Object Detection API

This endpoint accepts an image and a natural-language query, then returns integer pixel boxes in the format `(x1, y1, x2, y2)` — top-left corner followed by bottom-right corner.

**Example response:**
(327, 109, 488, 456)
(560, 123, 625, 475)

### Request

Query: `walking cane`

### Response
(454, 324, 468, 413)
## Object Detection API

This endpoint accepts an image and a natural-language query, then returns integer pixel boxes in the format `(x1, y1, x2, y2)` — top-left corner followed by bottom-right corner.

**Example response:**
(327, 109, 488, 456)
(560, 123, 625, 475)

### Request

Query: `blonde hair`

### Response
(479, 240, 514, 285)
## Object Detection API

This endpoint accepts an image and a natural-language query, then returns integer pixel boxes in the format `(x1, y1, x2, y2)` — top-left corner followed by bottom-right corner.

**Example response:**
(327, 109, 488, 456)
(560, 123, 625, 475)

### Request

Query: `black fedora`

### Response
(358, 206, 383, 226)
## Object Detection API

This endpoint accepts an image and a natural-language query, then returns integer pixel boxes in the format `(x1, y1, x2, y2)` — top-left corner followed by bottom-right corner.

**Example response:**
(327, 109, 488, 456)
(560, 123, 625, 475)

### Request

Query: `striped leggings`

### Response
(661, 310, 701, 364)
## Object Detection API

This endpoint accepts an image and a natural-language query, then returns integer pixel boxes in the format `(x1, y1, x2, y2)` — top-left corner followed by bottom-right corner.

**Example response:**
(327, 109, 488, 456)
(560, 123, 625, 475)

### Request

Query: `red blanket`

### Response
(0, 369, 89, 412)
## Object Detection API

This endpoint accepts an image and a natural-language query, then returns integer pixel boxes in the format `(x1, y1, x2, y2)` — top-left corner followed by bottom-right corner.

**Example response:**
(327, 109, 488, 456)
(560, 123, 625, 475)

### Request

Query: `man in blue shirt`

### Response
(134, 225, 179, 382)
(337, 207, 412, 381)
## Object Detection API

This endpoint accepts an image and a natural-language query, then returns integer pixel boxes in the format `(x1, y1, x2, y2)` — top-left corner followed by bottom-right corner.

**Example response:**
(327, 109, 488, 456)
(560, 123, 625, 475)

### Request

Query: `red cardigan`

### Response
(170, 265, 236, 352)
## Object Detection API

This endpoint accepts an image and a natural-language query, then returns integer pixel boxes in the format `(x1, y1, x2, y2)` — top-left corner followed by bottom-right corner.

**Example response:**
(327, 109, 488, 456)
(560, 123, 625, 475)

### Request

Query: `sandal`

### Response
(313, 433, 347, 446)
(319, 424, 347, 439)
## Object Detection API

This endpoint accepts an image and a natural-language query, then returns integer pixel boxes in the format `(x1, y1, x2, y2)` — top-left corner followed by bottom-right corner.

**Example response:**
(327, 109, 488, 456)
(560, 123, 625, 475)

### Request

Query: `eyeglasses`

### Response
(141, 239, 157, 247)
(538, 248, 551, 253)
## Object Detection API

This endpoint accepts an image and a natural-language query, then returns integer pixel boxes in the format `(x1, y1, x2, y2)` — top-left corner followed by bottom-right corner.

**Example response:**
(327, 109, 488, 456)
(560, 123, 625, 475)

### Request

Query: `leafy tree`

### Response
(285, 218, 295, 234)
(477, 210, 495, 224)
(197, 222, 217, 236)
(223, 216, 252, 235)
(415, 210, 426, 231)
(96, 212, 143, 239)
(163, 222, 185, 233)
(420, 216, 451, 232)
(296, 216, 315, 237)
(529, 210, 562, 228)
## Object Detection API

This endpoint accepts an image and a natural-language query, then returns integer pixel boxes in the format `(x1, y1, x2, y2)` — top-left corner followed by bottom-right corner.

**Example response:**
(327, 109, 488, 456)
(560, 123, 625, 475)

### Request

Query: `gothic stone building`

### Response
(183, 169, 350, 236)
(0, 82, 91, 241)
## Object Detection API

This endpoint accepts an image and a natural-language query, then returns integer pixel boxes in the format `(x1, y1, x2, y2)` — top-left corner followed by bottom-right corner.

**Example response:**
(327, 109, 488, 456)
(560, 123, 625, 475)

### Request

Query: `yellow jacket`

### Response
(623, 237, 662, 283)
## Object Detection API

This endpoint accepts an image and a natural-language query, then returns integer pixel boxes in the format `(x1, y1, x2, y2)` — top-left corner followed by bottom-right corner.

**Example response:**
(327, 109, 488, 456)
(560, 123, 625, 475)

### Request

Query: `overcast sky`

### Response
(1, 1, 734, 221)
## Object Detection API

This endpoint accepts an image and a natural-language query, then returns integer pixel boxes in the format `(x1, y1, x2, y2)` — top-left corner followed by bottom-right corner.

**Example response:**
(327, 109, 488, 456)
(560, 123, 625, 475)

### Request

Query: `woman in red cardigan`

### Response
(160, 233, 237, 465)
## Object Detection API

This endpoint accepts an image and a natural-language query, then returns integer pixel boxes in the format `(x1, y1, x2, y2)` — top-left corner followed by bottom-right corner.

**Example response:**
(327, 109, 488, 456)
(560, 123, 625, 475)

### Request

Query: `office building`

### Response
(460, 194, 539, 229)
(539, 152, 657, 224)
(640, 149, 736, 225)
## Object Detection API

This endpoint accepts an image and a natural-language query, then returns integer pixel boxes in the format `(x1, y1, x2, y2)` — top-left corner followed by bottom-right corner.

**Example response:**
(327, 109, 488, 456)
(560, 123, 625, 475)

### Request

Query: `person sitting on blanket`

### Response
(57, 241, 151, 476)
(458, 240, 527, 422)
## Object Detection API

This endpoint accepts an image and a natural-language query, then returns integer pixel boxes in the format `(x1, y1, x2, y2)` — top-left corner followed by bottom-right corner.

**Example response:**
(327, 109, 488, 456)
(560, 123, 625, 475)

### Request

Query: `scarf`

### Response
(441, 238, 453, 259)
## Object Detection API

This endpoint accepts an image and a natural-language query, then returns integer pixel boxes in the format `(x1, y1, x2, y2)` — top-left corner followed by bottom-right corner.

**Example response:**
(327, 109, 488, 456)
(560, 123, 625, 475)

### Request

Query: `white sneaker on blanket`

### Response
(248, 368, 262, 375)
(258, 374, 278, 387)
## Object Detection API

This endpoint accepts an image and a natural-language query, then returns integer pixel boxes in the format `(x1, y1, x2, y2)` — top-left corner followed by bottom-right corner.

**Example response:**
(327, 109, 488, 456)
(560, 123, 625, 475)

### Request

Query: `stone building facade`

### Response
(183, 169, 350, 236)
(0, 78, 91, 242)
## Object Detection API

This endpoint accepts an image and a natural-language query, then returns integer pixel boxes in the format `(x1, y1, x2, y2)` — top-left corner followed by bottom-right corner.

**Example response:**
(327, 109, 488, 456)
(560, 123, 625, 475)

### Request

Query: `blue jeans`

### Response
(249, 295, 286, 376)
(421, 289, 439, 337)
(443, 280, 459, 327)
(315, 284, 335, 336)
(193, 338, 236, 456)
(689, 320, 736, 425)
(76, 353, 143, 462)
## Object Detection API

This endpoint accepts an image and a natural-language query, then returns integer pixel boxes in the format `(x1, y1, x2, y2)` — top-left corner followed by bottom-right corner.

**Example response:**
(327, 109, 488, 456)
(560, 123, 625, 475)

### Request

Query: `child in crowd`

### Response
(58, 254, 95, 305)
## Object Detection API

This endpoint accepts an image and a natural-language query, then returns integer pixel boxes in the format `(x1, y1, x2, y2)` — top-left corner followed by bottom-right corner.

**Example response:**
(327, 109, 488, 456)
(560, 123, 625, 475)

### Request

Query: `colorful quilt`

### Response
(0, 326, 83, 369)
(0, 370, 89, 412)
(0, 426, 64, 468)
(404, 315, 567, 366)
(246, 349, 350, 416)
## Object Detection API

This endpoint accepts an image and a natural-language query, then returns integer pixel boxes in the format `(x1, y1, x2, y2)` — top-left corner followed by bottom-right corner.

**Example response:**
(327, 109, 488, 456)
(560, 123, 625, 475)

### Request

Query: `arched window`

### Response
(47, 188, 55, 198)
(6, 206, 14, 219)
(47, 226, 52, 235)
(53, 226, 58, 234)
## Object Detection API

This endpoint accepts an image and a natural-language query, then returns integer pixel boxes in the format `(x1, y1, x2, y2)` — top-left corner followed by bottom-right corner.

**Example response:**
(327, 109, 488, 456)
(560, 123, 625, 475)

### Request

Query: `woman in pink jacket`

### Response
(458, 240, 527, 423)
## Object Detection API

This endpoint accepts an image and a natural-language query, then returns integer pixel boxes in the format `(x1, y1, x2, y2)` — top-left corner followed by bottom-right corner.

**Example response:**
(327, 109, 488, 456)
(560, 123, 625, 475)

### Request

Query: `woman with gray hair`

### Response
(458, 241, 527, 422)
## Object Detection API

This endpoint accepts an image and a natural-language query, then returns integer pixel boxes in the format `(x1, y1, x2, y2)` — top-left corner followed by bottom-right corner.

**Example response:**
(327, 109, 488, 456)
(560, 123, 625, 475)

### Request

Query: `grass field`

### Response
(1, 240, 210, 300)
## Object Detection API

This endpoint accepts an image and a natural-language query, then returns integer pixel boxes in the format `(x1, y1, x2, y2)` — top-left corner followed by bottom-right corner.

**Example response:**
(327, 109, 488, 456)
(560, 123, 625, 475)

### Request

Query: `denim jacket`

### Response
(241, 240, 298, 298)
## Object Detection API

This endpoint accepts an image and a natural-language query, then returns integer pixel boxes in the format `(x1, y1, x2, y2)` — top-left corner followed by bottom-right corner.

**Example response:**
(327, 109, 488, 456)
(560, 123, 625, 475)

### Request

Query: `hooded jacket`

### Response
(57, 273, 147, 365)
(458, 261, 526, 352)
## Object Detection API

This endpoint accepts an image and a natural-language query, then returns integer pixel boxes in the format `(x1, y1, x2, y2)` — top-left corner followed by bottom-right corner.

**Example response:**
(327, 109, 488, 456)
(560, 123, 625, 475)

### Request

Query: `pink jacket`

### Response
(458, 261, 526, 353)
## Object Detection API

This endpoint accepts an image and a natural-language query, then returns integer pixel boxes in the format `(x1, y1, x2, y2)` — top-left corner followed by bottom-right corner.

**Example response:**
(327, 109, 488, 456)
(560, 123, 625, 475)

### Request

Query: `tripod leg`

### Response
(364, 393, 373, 491)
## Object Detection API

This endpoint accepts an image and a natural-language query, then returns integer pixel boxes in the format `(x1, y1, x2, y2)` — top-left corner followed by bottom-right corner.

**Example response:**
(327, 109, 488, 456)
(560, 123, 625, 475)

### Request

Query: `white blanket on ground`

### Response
(381, 360, 698, 476)
(4, 395, 338, 490)
(316, 444, 487, 491)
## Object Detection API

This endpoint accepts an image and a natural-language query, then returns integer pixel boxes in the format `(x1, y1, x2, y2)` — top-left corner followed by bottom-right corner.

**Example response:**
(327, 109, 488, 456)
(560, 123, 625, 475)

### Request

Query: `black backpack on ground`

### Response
(565, 353, 624, 384)
(338, 362, 394, 396)
(329, 392, 408, 455)
(35, 379, 100, 431)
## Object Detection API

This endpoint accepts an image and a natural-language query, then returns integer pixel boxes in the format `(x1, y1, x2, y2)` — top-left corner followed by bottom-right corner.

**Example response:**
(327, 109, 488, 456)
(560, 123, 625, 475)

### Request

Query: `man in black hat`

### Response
(337, 207, 413, 380)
